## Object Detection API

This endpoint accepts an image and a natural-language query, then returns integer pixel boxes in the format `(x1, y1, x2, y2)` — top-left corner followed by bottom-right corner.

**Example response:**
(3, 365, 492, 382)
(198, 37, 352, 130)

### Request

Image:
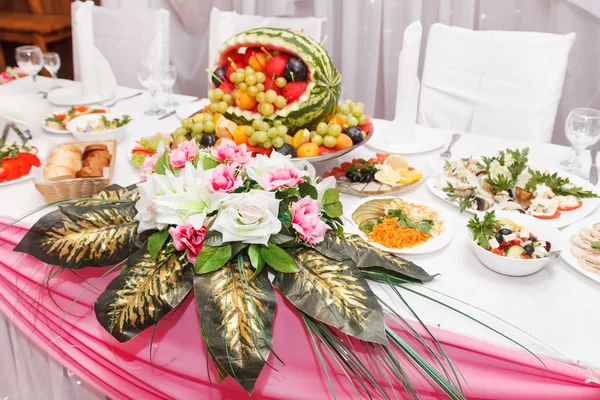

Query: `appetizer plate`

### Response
(366, 123, 447, 155)
(175, 98, 211, 120)
(559, 214, 600, 285)
(48, 86, 114, 106)
(426, 165, 600, 229)
(0, 139, 49, 187)
(41, 107, 110, 135)
(347, 196, 456, 255)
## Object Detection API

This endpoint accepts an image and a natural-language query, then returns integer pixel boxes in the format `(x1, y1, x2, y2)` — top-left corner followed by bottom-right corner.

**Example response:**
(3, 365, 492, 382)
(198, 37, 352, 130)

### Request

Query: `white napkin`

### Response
(0, 79, 51, 129)
(386, 21, 422, 145)
(74, 1, 117, 98)
(147, 9, 170, 81)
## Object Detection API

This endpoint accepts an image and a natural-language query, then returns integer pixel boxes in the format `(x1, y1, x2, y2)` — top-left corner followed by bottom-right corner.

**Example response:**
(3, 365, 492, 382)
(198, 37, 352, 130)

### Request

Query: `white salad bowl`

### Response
(67, 113, 129, 143)
(467, 211, 564, 277)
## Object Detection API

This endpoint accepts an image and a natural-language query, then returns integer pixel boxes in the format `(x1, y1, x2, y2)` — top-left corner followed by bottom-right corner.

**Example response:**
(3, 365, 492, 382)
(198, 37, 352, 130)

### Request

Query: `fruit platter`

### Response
(324, 153, 424, 196)
(172, 27, 374, 162)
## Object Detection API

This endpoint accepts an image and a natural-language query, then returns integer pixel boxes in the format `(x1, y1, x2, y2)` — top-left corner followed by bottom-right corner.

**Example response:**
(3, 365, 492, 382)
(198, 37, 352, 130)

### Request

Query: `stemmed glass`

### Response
(560, 108, 600, 171)
(162, 65, 179, 108)
(43, 52, 61, 89)
(15, 45, 43, 90)
(137, 61, 166, 116)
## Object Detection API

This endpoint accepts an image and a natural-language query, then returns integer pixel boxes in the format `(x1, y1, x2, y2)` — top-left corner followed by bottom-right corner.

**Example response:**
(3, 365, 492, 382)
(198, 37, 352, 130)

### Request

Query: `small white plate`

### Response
(366, 123, 447, 155)
(48, 85, 114, 106)
(426, 165, 600, 229)
(40, 119, 69, 135)
(347, 196, 456, 255)
(559, 214, 600, 285)
(0, 139, 49, 187)
(175, 99, 211, 120)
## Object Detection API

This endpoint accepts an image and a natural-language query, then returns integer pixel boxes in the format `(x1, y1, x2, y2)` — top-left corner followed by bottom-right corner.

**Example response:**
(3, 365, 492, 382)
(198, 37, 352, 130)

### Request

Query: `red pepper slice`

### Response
(132, 148, 156, 156)
(558, 201, 582, 212)
(533, 209, 561, 220)
(17, 152, 41, 167)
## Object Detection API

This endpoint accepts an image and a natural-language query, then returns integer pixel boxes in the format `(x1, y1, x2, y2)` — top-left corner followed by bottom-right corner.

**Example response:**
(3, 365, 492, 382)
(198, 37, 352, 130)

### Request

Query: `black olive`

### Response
(284, 57, 308, 81)
(523, 244, 534, 255)
(343, 126, 363, 145)
(494, 232, 504, 243)
(499, 228, 512, 235)
(528, 236, 538, 242)
(212, 66, 227, 87)
(200, 133, 217, 147)
(544, 241, 551, 251)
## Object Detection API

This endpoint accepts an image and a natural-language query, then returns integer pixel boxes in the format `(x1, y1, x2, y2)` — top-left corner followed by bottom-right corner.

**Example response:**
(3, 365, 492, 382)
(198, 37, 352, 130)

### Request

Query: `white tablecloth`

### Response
(1, 78, 599, 390)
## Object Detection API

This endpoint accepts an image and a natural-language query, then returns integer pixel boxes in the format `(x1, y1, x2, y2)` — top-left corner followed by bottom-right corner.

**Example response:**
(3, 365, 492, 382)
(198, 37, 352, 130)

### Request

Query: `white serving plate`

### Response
(0, 139, 49, 187)
(426, 164, 600, 229)
(467, 211, 563, 276)
(559, 214, 600, 285)
(48, 85, 114, 106)
(347, 196, 456, 255)
(66, 113, 129, 143)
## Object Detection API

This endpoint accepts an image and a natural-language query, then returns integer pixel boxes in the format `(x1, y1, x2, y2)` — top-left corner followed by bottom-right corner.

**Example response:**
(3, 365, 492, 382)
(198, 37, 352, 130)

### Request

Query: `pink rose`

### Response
(170, 140, 199, 169)
(291, 196, 329, 244)
(257, 165, 304, 191)
(138, 152, 160, 182)
(168, 223, 207, 265)
(205, 163, 243, 193)
(211, 140, 252, 165)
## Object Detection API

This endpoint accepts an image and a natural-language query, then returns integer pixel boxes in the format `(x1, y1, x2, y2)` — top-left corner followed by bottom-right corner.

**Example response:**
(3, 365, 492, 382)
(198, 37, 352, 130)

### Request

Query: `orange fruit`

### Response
(297, 142, 320, 157)
(248, 53, 268, 72)
(334, 133, 353, 150)
(291, 129, 311, 148)
(213, 112, 222, 125)
(233, 126, 250, 145)
(330, 115, 344, 130)
(235, 90, 257, 110)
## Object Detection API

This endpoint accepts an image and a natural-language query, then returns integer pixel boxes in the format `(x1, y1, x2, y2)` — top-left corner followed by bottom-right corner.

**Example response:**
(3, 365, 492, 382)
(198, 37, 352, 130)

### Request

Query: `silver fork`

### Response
(440, 133, 461, 159)
(102, 92, 143, 107)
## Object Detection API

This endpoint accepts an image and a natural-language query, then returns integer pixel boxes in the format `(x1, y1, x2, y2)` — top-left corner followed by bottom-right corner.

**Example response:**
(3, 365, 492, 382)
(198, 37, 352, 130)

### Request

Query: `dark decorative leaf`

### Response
(148, 230, 170, 259)
(298, 181, 318, 200)
(14, 202, 143, 269)
(312, 232, 435, 283)
(196, 245, 232, 274)
(193, 259, 277, 394)
(232, 242, 249, 257)
(261, 244, 298, 273)
(73, 184, 138, 206)
(274, 247, 386, 344)
(203, 231, 223, 246)
(95, 249, 193, 342)
(199, 319, 229, 382)
(269, 232, 294, 245)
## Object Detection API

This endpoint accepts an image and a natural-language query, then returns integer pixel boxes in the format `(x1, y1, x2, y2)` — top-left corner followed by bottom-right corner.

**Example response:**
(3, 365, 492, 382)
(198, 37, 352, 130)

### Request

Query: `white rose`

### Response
(212, 189, 282, 245)
(245, 151, 303, 182)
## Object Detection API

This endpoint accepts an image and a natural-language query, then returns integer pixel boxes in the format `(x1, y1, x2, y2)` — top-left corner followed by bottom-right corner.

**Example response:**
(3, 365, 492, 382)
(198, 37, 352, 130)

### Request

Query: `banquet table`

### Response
(1, 77, 600, 399)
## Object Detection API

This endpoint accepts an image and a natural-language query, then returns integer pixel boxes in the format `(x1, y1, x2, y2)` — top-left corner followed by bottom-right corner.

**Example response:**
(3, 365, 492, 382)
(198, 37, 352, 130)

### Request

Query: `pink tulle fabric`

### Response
(0, 220, 598, 399)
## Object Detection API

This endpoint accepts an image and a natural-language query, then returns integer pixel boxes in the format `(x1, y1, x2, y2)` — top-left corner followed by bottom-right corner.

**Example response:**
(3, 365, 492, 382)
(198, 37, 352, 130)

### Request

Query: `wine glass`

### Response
(162, 65, 179, 108)
(137, 61, 166, 116)
(15, 45, 43, 90)
(560, 108, 600, 171)
(43, 52, 61, 89)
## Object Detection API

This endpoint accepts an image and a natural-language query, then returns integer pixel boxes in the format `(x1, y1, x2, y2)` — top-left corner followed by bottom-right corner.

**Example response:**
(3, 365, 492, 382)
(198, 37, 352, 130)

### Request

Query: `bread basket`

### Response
(34, 139, 117, 202)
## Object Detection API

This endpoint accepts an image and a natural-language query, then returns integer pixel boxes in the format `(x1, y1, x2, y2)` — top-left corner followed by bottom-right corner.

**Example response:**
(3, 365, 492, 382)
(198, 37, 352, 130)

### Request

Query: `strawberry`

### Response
(282, 81, 308, 103)
(264, 55, 288, 79)
(219, 81, 235, 94)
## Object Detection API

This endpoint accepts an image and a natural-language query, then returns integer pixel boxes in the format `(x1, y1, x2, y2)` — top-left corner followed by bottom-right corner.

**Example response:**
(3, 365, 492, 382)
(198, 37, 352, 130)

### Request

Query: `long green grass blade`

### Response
(303, 313, 337, 399)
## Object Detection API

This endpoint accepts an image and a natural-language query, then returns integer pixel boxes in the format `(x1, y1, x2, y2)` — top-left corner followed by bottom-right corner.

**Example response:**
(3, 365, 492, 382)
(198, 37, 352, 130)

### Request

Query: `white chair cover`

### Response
(418, 23, 575, 143)
(208, 7, 324, 68)
(71, 1, 162, 89)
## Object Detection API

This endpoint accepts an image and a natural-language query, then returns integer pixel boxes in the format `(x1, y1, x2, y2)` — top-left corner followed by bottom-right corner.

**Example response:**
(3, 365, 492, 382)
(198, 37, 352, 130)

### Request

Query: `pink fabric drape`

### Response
(1, 219, 599, 399)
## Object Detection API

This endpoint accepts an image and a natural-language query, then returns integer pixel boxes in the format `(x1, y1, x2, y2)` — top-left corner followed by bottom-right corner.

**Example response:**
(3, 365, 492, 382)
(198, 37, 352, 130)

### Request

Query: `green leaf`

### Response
(148, 230, 170, 259)
(278, 213, 292, 227)
(232, 242, 249, 257)
(260, 244, 298, 273)
(298, 182, 318, 200)
(592, 241, 600, 250)
(202, 231, 223, 246)
(270, 232, 294, 244)
(248, 244, 265, 279)
(154, 151, 169, 175)
(466, 211, 498, 249)
(202, 157, 220, 170)
(196, 245, 232, 274)
(322, 188, 343, 218)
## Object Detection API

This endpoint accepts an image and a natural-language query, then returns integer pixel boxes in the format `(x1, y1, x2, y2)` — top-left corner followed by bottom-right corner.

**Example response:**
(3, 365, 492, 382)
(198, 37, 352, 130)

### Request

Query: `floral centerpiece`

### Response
(0, 66, 27, 85)
(14, 138, 471, 398)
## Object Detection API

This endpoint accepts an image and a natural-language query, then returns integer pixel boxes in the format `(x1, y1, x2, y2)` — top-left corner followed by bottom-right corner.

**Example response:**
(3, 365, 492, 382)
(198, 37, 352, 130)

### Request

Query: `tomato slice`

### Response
(132, 148, 156, 156)
(559, 201, 582, 212)
(491, 248, 503, 256)
(340, 162, 351, 170)
(74, 106, 89, 113)
(368, 157, 377, 164)
(533, 209, 561, 219)
(0, 159, 24, 181)
(322, 172, 333, 179)
(376, 153, 389, 163)
(17, 152, 41, 167)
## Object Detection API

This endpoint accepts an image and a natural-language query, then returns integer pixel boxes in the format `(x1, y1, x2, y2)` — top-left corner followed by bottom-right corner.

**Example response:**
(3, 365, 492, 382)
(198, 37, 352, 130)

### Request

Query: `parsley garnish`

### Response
(467, 211, 499, 249)
(525, 169, 598, 198)
(387, 209, 434, 234)
(442, 182, 475, 212)
(591, 241, 600, 250)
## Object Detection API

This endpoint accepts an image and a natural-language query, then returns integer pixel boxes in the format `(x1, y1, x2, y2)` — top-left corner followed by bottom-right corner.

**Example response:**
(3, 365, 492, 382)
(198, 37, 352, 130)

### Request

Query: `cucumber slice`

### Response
(506, 245, 525, 259)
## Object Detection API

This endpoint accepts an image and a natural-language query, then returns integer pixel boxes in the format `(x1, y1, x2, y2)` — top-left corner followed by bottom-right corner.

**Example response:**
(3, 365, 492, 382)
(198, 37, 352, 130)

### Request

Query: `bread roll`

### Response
(56, 143, 83, 155)
(43, 165, 77, 181)
(83, 144, 108, 153)
(76, 166, 104, 178)
(49, 150, 82, 171)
